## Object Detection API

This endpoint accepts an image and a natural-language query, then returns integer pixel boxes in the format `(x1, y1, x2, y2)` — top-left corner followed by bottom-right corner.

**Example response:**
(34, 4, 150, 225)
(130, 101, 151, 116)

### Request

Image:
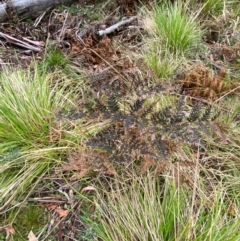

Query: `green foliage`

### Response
(201, 0, 224, 15)
(152, 2, 202, 54)
(0, 64, 92, 212)
(67, 5, 80, 15)
(57, 4, 102, 21)
(23, 17, 34, 24)
(44, 47, 69, 70)
(0, 233, 4, 241)
(84, 173, 240, 241)
(143, 1, 202, 78)
(0, 2, 240, 240)
(0, 64, 62, 151)
(143, 45, 183, 79)
(13, 204, 48, 241)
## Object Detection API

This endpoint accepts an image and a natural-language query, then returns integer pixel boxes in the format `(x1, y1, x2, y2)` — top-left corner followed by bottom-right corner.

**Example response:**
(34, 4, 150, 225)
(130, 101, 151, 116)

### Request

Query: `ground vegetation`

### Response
(0, 0, 240, 240)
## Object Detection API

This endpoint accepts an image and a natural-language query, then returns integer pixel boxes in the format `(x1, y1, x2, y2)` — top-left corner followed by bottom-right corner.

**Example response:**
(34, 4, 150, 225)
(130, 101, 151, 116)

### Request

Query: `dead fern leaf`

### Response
(180, 64, 237, 100)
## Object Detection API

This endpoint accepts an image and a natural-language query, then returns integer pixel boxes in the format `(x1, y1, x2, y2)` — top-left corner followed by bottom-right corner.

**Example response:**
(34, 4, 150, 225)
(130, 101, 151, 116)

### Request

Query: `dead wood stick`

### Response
(98, 16, 138, 36)
(0, 31, 44, 51)
(0, 0, 78, 23)
(27, 197, 70, 204)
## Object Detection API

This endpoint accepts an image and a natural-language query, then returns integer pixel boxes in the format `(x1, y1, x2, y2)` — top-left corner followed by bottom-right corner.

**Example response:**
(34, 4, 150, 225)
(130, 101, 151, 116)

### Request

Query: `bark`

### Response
(0, 0, 77, 23)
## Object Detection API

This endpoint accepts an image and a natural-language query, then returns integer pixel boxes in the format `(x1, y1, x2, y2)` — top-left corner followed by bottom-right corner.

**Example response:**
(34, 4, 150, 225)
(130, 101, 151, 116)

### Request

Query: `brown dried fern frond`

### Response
(180, 64, 238, 100)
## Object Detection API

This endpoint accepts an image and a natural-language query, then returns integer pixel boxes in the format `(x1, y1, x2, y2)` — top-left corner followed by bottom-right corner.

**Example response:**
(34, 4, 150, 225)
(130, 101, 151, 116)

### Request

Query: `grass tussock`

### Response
(0, 63, 93, 212)
(143, 44, 184, 79)
(0, 65, 63, 151)
(86, 172, 240, 241)
(143, 1, 203, 78)
(152, 2, 202, 54)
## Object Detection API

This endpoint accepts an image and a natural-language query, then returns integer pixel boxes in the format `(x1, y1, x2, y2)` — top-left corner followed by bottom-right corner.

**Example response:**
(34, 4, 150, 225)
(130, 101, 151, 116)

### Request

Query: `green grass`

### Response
(151, 2, 202, 54)
(12, 204, 48, 240)
(0, 65, 62, 150)
(57, 3, 103, 21)
(200, 0, 224, 15)
(143, 1, 202, 78)
(85, 172, 240, 241)
(0, 63, 98, 214)
(143, 43, 184, 79)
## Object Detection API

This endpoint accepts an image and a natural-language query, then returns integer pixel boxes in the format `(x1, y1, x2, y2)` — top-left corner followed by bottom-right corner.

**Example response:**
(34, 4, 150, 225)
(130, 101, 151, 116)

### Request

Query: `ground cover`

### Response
(0, 0, 240, 240)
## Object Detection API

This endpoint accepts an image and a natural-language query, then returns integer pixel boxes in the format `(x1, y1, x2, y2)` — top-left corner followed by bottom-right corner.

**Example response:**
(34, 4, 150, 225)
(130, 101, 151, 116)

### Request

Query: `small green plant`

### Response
(12, 204, 48, 241)
(57, 4, 102, 20)
(68, 5, 80, 15)
(44, 47, 69, 70)
(144, 44, 184, 79)
(0, 233, 5, 241)
(23, 17, 33, 24)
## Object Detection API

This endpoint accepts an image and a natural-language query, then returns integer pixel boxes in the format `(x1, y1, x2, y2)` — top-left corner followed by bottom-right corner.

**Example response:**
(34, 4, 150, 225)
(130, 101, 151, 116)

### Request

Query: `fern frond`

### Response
(107, 95, 119, 113)
(152, 136, 168, 158)
(123, 114, 137, 132)
(130, 99, 145, 113)
(176, 95, 186, 111)
(211, 110, 220, 121)
(95, 98, 107, 112)
(175, 95, 186, 122)
(201, 105, 212, 121)
(140, 105, 154, 118)
(151, 107, 171, 125)
(187, 104, 201, 122)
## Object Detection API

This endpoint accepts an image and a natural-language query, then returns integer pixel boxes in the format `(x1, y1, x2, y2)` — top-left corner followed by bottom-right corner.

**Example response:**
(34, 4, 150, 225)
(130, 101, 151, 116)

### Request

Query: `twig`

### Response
(98, 16, 138, 36)
(202, 55, 226, 71)
(0, 31, 43, 51)
(27, 197, 70, 204)
(214, 85, 240, 103)
(58, 10, 69, 42)
(22, 37, 44, 47)
(34, 11, 47, 27)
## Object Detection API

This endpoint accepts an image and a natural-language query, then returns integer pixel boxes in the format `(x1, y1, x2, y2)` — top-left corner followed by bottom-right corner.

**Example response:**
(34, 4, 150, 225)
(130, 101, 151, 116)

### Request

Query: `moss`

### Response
(13, 204, 48, 241)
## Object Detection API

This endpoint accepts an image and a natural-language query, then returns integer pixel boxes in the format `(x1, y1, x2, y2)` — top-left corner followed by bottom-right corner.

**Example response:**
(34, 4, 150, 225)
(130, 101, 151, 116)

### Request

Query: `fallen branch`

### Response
(75, 16, 138, 46)
(97, 16, 138, 36)
(0, 0, 77, 23)
(0, 31, 44, 51)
